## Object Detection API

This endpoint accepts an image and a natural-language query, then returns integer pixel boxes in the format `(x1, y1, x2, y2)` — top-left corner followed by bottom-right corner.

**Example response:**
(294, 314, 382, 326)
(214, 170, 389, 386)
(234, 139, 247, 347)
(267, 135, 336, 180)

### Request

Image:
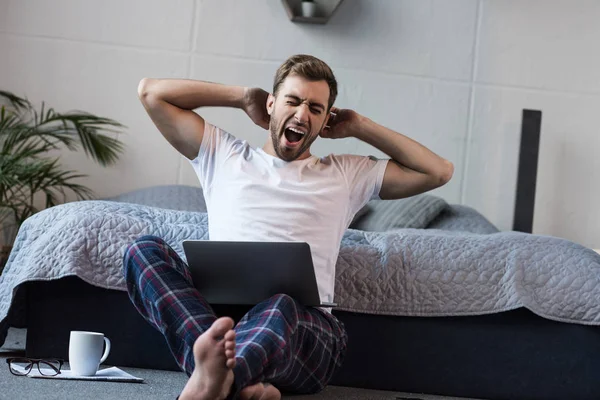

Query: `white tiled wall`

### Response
(1, 0, 599, 248)
(194, 0, 477, 80)
(476, 0, 600, 93)
(2, 0, 196, 51)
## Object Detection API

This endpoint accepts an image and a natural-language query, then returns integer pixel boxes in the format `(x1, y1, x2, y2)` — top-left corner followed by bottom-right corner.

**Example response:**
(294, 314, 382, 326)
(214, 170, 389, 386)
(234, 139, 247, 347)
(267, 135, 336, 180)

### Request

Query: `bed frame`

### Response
(24, 277, 600, 400)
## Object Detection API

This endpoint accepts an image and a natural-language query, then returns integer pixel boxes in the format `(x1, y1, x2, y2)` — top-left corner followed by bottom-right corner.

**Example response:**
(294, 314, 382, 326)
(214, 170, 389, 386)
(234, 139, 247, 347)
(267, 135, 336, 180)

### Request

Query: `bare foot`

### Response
(240, 383, 281, 400)
(261, 384, 281, 400)
(179, 317, 237, 400)
(239, 383, 264, 399)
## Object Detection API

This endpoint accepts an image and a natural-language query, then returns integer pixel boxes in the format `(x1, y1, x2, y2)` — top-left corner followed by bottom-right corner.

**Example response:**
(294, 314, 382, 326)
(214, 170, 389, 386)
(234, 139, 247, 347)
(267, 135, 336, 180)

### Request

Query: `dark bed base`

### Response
(24, 277, 600, 400)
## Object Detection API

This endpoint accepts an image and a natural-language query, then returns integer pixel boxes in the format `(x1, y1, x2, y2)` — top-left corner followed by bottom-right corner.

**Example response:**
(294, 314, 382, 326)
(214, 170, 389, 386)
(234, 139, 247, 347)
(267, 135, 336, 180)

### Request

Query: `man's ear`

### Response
(323, 107, 335, 128)
(325, 109, 332, 125)
(267, 93, 275, 115)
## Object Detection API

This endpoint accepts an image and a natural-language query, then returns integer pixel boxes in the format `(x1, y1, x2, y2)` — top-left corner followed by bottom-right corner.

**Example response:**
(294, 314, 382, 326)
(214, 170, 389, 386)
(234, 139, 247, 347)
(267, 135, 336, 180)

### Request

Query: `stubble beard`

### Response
(269, 114, 314, 162)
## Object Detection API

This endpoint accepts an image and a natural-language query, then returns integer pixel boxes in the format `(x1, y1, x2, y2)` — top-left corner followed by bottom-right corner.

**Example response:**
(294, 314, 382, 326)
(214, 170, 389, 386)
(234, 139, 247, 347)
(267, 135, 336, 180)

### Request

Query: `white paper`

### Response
(11, 364, 144, 383)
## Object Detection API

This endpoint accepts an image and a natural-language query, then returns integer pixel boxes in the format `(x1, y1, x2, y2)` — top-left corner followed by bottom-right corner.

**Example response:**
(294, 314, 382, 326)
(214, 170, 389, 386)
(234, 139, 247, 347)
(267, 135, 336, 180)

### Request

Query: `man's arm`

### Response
(321, 108, 454, 200)
(137, 79, 269, 160)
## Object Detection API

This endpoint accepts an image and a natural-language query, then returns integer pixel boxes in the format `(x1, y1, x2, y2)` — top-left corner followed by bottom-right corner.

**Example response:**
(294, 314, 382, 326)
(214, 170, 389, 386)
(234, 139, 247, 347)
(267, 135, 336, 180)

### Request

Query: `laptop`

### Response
(182, 240, 337, 308)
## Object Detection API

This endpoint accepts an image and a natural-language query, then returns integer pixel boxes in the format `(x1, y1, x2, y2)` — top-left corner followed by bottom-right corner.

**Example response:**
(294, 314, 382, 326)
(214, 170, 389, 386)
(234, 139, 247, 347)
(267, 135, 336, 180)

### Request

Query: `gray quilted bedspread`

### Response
(2, 188, 600, 349)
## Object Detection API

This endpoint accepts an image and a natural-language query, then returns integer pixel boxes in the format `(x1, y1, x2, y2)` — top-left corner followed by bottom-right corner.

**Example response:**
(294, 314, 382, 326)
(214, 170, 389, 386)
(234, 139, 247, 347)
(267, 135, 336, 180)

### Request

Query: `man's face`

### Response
(266, 74, 331, 161)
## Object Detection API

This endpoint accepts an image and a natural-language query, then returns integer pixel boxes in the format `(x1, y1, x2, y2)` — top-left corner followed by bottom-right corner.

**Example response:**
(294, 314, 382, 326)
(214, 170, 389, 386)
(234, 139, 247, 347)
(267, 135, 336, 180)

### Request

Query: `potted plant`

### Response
(0, 90, 125, 273)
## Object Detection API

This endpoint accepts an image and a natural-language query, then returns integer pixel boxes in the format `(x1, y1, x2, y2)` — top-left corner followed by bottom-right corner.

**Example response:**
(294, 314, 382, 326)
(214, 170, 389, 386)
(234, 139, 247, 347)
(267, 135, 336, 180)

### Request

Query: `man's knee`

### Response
(122, 234, 166, 277)
(134, 234, 166, 247)
(270, 293, 297, 308)
(268, 293, 300, 324)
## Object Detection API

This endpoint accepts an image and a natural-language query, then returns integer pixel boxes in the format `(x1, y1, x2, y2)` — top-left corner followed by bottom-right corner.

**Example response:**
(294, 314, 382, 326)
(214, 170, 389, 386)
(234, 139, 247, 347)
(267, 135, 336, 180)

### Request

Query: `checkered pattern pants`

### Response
(122, 235, 348, 398)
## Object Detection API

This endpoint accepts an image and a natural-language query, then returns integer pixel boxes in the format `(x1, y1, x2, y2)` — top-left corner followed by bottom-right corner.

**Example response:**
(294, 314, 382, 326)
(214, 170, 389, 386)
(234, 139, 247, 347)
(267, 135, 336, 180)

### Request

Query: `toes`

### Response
(224, 329, 236, 341)
(225, 357, 236, 369)
(239, 383, 281, 400)
(261, 383, 281, 400)
(225, 340, 236, 351)
(239, 383, 265, 400)
(209, 317, 235, 339)
(225, 349, 235, 359)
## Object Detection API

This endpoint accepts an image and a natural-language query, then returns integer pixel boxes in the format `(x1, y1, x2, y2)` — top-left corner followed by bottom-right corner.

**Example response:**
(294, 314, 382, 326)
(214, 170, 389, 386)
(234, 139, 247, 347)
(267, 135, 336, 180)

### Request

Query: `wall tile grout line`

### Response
(1, 31, 189, 56)
(193, 51, 474, 85)
(188, 0, 199, 54)
(177, 0, 200, 185)
(473, 81, 600, 98)
(459, 0, 483, 205)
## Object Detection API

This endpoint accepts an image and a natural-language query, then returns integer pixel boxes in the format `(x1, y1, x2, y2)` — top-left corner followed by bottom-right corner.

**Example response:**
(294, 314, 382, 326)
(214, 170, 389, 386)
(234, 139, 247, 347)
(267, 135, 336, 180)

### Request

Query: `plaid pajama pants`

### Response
(122, 235, 348, 398)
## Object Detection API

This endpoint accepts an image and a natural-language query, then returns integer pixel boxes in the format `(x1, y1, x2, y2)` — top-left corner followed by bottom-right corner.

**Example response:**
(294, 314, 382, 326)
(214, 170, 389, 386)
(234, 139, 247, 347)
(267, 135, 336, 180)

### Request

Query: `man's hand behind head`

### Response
(243, 87, 270, 130)
(319, 107, 362, 140)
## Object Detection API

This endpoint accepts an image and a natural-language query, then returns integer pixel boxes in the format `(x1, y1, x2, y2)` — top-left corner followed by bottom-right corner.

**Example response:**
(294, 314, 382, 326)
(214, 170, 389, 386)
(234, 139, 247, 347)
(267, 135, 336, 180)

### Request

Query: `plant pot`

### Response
(0, 245, 11, 274)
(301, 1, 317, 18)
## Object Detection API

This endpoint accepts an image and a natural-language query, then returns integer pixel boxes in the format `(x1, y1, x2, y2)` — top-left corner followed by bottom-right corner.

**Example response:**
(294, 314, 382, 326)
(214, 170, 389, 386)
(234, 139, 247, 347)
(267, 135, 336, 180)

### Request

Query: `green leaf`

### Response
(0, 91, 32, 114)
(0, 90, 126, 245)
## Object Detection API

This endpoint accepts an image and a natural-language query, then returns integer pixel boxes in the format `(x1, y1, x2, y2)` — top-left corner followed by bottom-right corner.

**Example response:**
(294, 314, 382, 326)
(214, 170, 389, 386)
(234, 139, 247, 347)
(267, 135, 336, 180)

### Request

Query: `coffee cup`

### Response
(69, 331, 111, 376)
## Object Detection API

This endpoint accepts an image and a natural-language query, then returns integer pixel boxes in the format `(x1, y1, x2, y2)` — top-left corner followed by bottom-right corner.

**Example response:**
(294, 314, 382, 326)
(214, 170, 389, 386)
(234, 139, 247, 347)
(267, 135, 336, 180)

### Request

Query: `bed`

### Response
(2, 183, 600, 400)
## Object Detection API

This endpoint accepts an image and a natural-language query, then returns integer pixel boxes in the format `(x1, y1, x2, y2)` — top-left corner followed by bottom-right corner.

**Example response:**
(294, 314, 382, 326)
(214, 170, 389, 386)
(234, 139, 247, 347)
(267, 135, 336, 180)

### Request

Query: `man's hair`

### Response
(273, 54, 338, 110)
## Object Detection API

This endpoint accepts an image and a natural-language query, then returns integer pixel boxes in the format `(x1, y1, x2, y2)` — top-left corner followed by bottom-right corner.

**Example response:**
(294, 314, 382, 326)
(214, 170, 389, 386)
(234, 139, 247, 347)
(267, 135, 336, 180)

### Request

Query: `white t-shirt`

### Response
(190, 123, 388, 305)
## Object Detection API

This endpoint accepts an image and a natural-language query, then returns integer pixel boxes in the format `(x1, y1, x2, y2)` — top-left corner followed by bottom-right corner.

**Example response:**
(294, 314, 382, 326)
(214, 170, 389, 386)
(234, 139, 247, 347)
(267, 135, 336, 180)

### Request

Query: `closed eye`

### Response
(284, 95, 324, 114)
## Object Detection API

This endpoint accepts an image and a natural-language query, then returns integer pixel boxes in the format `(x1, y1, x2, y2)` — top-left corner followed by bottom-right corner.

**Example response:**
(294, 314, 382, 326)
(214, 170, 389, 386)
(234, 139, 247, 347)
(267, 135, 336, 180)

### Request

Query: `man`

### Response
(124, 54, 453, 400)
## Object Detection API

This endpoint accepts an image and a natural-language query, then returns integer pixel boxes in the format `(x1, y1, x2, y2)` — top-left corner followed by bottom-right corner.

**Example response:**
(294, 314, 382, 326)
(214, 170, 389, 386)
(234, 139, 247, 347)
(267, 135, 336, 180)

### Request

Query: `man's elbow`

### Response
(436, 160, 454, 186)
(137, 78, 157, 101)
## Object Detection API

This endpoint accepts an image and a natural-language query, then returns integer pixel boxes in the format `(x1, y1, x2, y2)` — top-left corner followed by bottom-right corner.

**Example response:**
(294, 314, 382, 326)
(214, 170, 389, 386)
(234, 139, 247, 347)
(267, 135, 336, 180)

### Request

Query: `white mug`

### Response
(69, 331, 111, 376)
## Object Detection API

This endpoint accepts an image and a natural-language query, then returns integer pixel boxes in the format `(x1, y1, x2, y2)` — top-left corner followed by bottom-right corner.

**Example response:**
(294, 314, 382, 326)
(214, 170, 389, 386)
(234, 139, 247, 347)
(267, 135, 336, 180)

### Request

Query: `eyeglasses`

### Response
(6, 357, 64, 376)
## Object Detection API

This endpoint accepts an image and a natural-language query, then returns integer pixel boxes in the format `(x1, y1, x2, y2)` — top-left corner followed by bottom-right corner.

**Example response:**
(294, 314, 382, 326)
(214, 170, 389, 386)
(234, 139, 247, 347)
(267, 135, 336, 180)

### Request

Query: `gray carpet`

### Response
(1, 328, 481, 400)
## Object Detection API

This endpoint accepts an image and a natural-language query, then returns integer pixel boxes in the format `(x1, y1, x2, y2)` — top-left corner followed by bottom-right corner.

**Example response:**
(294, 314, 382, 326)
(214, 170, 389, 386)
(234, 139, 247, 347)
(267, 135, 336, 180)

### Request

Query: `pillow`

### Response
(426, 204, 499, 234)
(351, 194, 448, 231)
(106, 185, 207, 212)
(349, 204, 370, 227)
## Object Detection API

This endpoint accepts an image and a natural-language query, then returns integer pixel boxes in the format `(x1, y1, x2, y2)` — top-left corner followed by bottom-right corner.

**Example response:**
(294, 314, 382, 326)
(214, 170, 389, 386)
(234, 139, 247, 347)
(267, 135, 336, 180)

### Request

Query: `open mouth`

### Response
(283, 126, 306, 145)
